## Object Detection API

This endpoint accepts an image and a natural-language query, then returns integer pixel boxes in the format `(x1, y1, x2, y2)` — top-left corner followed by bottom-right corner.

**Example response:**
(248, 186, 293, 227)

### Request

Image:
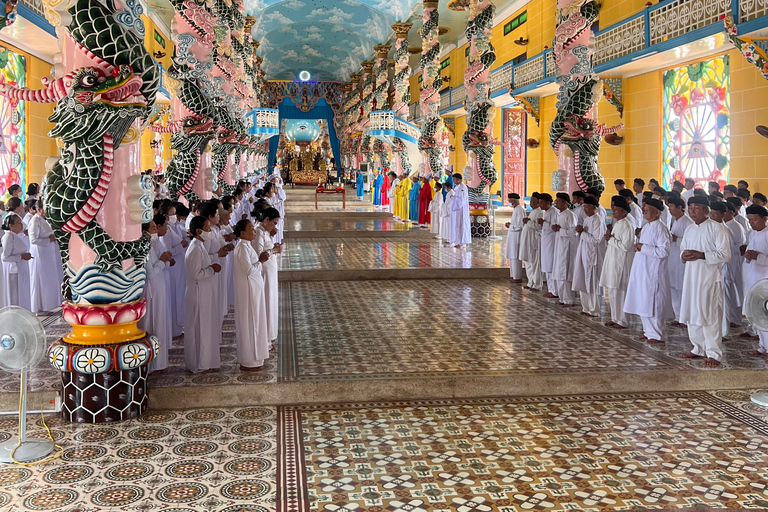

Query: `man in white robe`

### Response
(682, 178, 695, 202)
(600, 196, 635, 328)
(538, 193, 558, 298)
(449, 173, 471, 247)
(718, 201, 746, 337)
(679, 196, 732, 366)
(727, 197, 750, 246)
(623, 198, 673, 344)
(520, 192, 543, 291)
(619, 189, 642, 232)
(504, 193, 525, 282)
(552, 193, 579, 306)
(743, 205, 768, 358)
(388, 172, 400, 217)
(633, 178, 645, 208)
(586, 187, 607, 286)
(667, 196, 693, 326)
(573, 196, 606, 316)
(571, 191, 586, 225)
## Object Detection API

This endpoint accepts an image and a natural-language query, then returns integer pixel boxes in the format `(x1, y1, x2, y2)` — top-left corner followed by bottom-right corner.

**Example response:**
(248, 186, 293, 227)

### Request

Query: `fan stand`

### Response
(751, 392, 768, 408)
(0, 370, 54, 464)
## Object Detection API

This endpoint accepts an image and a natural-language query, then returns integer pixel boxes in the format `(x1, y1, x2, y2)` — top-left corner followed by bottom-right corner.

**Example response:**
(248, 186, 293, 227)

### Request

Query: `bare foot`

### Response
(704, 357, 721, 367)
(510, 279, 522, 283)
(543, 292, 556, 299)
(605, 321, 616, 326)
(646, 339, 664, 344)
(524, 286, 531, 290)
(748, 350, 767, 357)
(681, 352, 703, 359)
(637, 335, 647, 340)
(202, 369, 217, 374)
(740, 332, 758, 339)
(669, 320, 680, 327)
(580, 311, 594, 317)
(239, 365, 263, 372)
(529, 287, 540, 292)
(611, 324, 627, 330)
(559, 303, 574, 308)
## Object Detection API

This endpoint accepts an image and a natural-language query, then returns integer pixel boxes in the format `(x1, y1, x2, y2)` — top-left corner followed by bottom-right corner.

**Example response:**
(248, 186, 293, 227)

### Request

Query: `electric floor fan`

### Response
(0, 306, 54, 463)
(744, 279, 768, 408)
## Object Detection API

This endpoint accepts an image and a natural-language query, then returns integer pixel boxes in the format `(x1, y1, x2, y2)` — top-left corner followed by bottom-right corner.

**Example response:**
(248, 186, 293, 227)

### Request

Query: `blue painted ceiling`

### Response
(244, 0, 420, 82)
(284, 119, 322, 142)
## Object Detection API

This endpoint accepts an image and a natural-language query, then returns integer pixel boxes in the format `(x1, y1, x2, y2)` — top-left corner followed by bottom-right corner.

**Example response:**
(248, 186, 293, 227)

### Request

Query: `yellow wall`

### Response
(18, 49, 57, 187)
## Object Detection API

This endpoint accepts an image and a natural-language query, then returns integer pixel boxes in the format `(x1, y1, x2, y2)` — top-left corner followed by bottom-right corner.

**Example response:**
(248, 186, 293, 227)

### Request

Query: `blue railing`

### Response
(434, 0, 766, 114)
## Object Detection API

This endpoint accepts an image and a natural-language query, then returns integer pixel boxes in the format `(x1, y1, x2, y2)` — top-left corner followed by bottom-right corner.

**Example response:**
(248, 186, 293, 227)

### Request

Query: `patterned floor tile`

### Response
(278, 238, 507, 270)
(284, 392, 768, 512)
(0, 406, 277, 512)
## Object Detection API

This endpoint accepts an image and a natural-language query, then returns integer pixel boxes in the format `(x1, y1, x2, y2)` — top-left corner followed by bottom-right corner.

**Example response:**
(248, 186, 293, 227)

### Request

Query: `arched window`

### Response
(662, 56, 730, 190)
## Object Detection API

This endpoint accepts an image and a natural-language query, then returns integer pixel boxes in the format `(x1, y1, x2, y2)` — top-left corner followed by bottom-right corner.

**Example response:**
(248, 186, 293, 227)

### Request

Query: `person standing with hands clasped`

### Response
(1, 214, 32, 309)
(184, 216, 222, 373)
(252, 207, 282, 351)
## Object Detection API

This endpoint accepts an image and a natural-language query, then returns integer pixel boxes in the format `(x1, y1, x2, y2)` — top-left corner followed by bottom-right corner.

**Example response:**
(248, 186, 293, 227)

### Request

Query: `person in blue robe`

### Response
(356, 171, 364, 200)
(408, 176, 421, 222)
(372, 170, 383, 206)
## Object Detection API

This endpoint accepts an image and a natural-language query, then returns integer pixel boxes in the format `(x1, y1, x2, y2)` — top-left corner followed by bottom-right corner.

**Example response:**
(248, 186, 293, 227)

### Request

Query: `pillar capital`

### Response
(350, 72, 362, 83)
(361, 61, 375, 74)
(424, 0, 439, 9)
(391, 22, 413, 38)
(374, 45, 392, 60)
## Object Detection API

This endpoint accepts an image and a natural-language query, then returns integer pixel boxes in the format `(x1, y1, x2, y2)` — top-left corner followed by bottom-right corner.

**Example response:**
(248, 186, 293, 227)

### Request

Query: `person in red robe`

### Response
(418, 176, 432, 227)
(381, 169, 391, 210)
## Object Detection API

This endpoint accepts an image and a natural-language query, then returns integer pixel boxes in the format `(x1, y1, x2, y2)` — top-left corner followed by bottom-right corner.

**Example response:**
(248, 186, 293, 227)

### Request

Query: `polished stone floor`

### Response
(4, 391, 768, 511)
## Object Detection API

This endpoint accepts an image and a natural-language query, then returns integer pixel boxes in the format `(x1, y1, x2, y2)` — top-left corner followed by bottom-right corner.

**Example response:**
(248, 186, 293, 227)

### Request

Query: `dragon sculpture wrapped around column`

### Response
(463, 0, 498, 210)
(372, 44, 391, 170)
(0, 0, 162, 422)
(391, 22, 414, 176)
(549, 0, 622, 193)
(417, 1, 443, 175)
(359, 60, 375, 168)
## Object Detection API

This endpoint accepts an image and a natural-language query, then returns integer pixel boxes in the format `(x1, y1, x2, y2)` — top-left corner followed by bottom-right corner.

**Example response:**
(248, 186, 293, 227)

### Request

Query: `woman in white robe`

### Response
(623, 199, 673, 343)
(28, 204, 63, 314)
(220, 208, 236, 309)
(440, 186, 453, 243)
(139, 219, 173, 373)
(233, 219, 270, 370)
(599, 200, 635, 328)
(162, 205, 188, 338)
(449, 177, 472, 247)
(184, 216, 222, 373)
(1, 214, 32, 309)
(201, 201, 232, 323)
(252, 207, 282, 345)
(429, 184, 443, 237)
(572, 198, 606, 316)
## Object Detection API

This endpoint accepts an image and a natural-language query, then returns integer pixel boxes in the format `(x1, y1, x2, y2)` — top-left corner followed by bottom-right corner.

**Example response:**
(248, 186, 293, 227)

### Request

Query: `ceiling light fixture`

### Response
(299, 70, 311, 81)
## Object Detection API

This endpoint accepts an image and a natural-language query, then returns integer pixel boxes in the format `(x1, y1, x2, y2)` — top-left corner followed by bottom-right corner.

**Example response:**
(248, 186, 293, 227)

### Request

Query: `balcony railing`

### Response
(431, 0, 766, 114)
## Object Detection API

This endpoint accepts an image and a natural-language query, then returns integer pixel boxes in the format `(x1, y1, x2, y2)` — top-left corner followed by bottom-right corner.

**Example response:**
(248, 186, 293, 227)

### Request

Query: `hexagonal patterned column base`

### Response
(61, 366, 148, 423)
(470, 209, 491, 238)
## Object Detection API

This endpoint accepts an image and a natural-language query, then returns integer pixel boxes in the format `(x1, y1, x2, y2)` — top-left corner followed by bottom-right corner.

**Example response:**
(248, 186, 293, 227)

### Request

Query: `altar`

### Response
(315, 185, 346, 209)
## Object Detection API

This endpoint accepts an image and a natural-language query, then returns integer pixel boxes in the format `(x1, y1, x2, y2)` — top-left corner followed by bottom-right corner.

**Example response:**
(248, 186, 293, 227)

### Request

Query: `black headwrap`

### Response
(611, 195, 631, 213)
(644, 197, 664, 211)
(688, 195, 710, 207)
(556, 192, 571, 204)
(539, 193, 553, 203)
(584, 196, 599, 207)
(746, 205, 768, 217)
(508, 193, 520, 200)
(709, 201, 727, 213)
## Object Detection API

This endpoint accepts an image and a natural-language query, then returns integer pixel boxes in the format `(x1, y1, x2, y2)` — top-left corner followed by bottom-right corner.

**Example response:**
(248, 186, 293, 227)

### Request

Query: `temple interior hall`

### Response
(2, 0, 768, 511)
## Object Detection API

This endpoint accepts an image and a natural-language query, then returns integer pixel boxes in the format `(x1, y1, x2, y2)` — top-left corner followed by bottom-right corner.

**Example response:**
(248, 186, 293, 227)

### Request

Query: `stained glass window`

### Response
(662, 56, 729, 190)
(0, 45, 25, 199)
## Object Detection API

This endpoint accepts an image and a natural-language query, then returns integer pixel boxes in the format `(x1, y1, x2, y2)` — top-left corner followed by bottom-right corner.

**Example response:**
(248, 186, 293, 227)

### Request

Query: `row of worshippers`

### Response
(388, 171, 472, 247)
(505, 186, 768, 367)
(142, 172, 287, 375)
(1, 188, 64, 315)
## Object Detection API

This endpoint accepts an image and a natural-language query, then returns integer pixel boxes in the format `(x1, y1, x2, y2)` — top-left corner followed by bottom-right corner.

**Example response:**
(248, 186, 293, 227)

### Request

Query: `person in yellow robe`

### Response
(400, 174, 412, 222)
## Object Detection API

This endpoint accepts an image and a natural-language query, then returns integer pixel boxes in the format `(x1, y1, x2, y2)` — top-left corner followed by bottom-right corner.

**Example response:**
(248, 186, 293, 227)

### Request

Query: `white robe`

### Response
(628, 202, 643, 232)
(170, 220, 188, 335)
(222, 224, 236, 308)
(253, 224, 279, 342)
(623, 220, 673, 319)
(208, 225, 229, 321)
(723, 219, 746, 313)
(679, 219, 731, 327)
(572, 204, 586, 225)
(540, 207, 558, 274)
(552, 209, 579, 282)
(449, 183, 471, 245)
(28, 215, 63, 313)
(668, 215, 693, 292)
(743, 228, 768, 353)
(272, 186, 286, 244)
(1, 230, 31, 310)
(504, 204, 525, 258)
(519, 207, 543, 263)
(440, 190, 453, 240)
(184, 238, 221, 372)
(140, 238, 171, 372)
(233, 241, 269, 367)
(429, 192, 443, 235)
(572, 213, 606, 294)
(599, 216, 634, 290)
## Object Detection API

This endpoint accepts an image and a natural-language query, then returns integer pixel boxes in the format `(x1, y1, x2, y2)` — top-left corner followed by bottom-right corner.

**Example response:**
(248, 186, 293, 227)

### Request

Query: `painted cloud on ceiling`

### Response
(245, 0, 420, 81)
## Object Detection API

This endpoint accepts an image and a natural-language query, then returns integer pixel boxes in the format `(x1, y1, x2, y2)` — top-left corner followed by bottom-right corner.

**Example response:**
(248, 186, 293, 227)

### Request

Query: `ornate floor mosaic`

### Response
(4, 391, 768, 512)
(0, 406, 277, 512)
(287, 391, 768, 512)
(286, 218, 428, 233)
